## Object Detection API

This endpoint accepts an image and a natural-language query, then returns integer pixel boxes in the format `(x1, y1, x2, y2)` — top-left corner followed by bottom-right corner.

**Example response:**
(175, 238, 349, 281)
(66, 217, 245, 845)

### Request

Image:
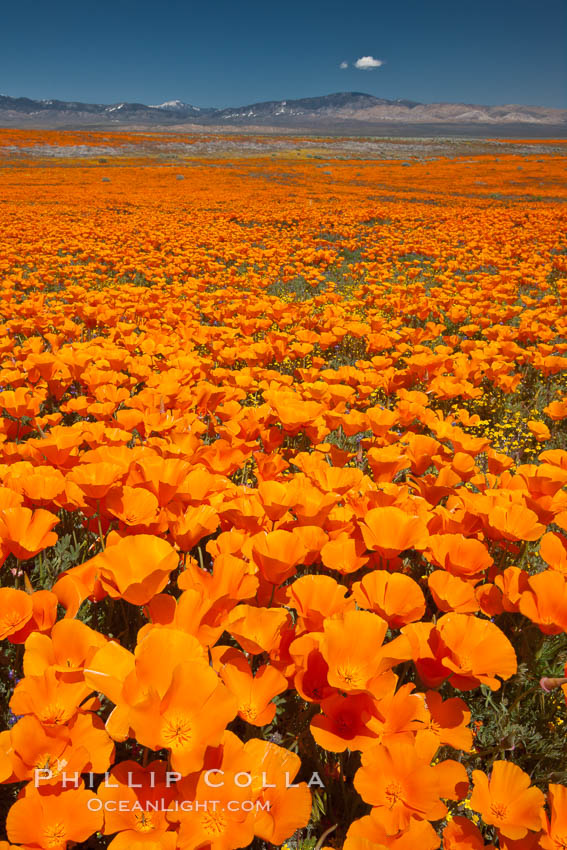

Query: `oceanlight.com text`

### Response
(86, 798, 271, 813)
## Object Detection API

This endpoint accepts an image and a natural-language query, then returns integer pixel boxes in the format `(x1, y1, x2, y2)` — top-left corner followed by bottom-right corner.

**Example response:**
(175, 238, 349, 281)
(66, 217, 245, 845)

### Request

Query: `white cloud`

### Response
(354, 55, 383, 70)
(339, 61, 348, 69)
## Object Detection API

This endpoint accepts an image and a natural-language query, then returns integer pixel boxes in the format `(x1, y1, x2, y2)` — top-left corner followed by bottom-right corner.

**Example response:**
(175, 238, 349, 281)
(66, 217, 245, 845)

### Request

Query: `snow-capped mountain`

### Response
(0, 92, 565, 132)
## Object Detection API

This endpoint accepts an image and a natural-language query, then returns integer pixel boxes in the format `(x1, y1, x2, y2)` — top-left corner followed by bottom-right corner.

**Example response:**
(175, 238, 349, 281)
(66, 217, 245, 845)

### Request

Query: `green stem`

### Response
(96, 501, 105, 550)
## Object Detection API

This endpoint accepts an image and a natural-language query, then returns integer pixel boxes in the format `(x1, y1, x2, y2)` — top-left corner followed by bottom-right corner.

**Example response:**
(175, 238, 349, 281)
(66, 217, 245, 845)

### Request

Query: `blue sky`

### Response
(2, 0, 566, 108)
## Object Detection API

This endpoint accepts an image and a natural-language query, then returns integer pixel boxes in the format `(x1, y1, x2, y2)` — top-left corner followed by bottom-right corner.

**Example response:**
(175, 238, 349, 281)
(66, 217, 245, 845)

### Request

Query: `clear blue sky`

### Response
(2, 0, 566, 108)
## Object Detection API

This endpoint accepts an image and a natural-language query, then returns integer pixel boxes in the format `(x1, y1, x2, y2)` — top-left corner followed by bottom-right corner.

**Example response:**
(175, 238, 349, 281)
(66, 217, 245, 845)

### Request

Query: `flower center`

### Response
(135, 812, 156, 833)
(162, 715, 193, 750)
(44, 822, 67, 848)
(490, 801, 508, 820)
(336, 664, 363, 689)
(385, 780, 403, 807)
(35, 753, 65, 778)
(39, 703, 68, 725)
(240, 704, 258, 721)
(201, 810, 227, 836)
(1, 612, 27, 630)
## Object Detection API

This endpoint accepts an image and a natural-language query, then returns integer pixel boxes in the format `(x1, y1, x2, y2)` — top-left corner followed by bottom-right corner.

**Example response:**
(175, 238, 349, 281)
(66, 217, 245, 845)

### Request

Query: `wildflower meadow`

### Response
(0, 130, 567, 849)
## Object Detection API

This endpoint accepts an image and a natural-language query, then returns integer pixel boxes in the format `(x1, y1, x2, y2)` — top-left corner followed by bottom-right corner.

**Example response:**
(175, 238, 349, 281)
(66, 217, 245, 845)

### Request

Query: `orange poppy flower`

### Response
(215, 647, 288, 725)
(385, 612, 517, 691)
(428, 570, 480, 614)
(366, 445, 410, 483)
(130, 626, 207, 700)
(320, 533, 369, 574)
(105, 484, 160, 527)
(10, 714, 75, 783)
(171, 730, 311, 848)
(307, 462, 364, 495)
(527, 420, 551, 442)
(495, 566, 530, 613)
(6, 786, 103, 849)
(469, 760, 545, 840)
(540, 531, 567, 573)
(486, 502, 546, 542)
(354, 737, 449, 833)
(345, 811, 441, 849)
(540, 783, 567, 850)
(143, 585, 230, 646)
(285, 574, 353, 634)
(10, 666, 94, 726)
(83, 639, 136, 709)
(288, 632, 334, 702)
(426, 533, 493, 578)
(436, 612, 518, 691)
(67, 461, 126, 501)
(97, 760, 178, 850)
(0, 730, 14, 784)
(0, 386, 43, 419)
(0, 588, 33, 641)
(173, 766, 256, 850)
(51, 558, 107, 619)
(292, 524, 329, 564)
(127, 659, 237, 774)
(497, 830, 543, 850)
(0, 486, 23, 511)
(127, 455, 191, 506)
(239, 737, 312, 846)
(18, 469, 67, 506)
(249, 528, 307, 585)
(374, 678, 433, 740)
(93, 533, 179, 605)
(310, 691, 382, 752)
(353, 570, 426, 629)
(320, 610, 390, 693)
(269, 394, 325, 434)
(365, 405, 399, 437)
(11, 710, 114, 782)
(225, 604, 290, 655)
(257, 478, 298, 520)
(443, 816, 495, 850)
(475, 582, 504, 617)
(359, 506, 429, 560)
(23, 617, 107, 677)
(0, 506, 59, 560)
(519, 570, 567, 634)
(291, 481, 338, 526)
(182, 546, 257, 597)
(168, 503, 219, 551)
(415, 690, 473, 752)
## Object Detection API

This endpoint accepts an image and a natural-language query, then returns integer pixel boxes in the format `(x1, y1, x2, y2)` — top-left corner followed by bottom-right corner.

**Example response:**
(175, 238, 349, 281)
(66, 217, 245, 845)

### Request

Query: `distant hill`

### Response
(1, 92, 565, 135)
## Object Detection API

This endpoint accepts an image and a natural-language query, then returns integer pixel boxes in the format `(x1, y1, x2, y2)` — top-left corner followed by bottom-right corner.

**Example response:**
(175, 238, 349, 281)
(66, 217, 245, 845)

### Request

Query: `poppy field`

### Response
(1, 131, 567, 849)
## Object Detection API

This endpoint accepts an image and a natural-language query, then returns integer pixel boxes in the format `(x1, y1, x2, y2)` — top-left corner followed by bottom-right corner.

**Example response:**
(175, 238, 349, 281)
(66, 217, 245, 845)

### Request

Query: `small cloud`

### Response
(354, 55, 383, 70)
(339, 61, 348, 69)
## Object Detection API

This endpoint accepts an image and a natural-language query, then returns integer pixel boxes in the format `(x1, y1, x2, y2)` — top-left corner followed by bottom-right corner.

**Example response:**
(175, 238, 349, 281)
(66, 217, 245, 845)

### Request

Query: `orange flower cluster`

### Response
(0, 132, 567, 849)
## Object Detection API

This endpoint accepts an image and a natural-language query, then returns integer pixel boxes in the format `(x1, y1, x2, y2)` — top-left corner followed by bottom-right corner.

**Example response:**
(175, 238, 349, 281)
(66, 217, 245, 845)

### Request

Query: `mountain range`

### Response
(1, 92, 565, 134)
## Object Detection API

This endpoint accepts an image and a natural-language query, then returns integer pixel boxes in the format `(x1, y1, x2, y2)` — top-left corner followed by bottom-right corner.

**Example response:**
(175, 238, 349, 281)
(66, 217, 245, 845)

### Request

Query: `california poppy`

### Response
(540, 783, 567, 850)
(359, 506, 429, 559)
(469, 760, 545, 840)
(93, 533, 178, 605)
(353, 570, 426, 629)
(0, 506, 59, 560)
(7, 787, 103, 849)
